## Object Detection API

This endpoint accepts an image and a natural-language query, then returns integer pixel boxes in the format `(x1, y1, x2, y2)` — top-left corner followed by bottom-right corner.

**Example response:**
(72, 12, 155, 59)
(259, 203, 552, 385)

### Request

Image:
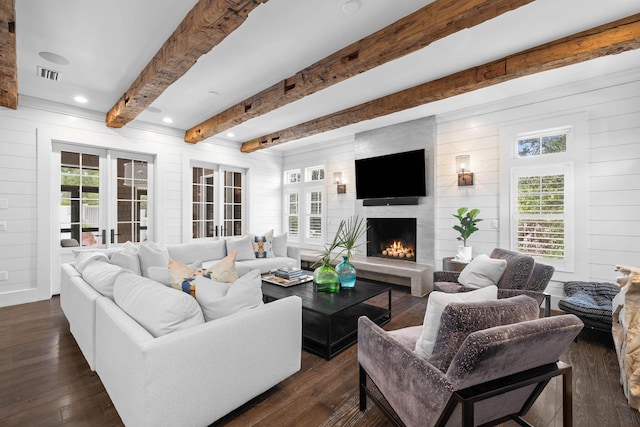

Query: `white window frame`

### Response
(499, 113, 588, 276)
(510, 163, 574, 271)
(282, 166, 326, 246)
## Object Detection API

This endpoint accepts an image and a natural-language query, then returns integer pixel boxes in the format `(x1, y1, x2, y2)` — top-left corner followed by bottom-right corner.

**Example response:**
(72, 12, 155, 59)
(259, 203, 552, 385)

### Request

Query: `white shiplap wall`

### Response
(0, 98, 282, 307)
(435, 69, 640, 306)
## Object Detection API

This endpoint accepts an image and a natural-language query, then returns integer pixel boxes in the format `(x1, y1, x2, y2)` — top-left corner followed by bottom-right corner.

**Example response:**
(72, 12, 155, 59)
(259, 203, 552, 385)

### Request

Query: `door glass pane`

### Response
(116, 158, 148, 243)
(223, 170, 243, 237)
(192, 167, 215, 238)
(59, 150, 100, 247)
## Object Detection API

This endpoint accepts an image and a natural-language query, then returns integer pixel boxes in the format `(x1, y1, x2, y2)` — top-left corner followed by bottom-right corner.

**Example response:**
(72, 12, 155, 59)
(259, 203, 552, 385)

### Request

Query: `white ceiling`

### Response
(14, 0, 640, 152)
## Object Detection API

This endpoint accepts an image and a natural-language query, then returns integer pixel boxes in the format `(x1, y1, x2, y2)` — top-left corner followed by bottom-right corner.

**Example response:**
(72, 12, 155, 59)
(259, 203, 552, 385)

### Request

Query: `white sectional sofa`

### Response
(60, 236, 302, 427)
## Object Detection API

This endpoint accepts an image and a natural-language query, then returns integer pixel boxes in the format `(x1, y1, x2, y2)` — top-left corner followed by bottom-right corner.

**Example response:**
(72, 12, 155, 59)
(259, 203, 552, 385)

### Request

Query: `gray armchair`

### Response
(434, 248, 554, 316)
(358, 295, 583, 426)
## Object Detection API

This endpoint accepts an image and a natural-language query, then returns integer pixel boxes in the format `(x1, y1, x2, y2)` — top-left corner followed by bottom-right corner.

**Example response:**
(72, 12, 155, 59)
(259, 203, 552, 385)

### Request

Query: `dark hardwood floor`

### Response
(1, 288, 638, 426)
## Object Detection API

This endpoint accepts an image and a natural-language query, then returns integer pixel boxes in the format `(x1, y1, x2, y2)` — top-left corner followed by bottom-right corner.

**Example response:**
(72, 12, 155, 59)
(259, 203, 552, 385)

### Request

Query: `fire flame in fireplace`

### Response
(382, 241, 415, 259)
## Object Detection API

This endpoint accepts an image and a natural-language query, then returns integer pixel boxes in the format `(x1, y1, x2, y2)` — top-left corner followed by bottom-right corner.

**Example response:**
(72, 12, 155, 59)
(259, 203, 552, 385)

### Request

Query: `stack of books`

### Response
(274, 267, 305, 280)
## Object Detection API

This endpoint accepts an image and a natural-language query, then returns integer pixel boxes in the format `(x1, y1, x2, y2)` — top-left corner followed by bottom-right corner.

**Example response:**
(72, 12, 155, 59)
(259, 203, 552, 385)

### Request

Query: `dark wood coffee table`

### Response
(262, 276, 391, 360)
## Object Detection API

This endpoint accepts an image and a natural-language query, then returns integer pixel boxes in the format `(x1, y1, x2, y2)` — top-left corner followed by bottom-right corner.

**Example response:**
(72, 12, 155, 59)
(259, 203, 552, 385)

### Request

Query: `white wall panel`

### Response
(0, 99, 281, 307)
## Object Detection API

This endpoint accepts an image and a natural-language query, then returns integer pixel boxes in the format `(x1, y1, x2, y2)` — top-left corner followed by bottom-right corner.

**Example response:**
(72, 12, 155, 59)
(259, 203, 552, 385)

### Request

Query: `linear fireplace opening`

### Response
(367, 218, 417, 261)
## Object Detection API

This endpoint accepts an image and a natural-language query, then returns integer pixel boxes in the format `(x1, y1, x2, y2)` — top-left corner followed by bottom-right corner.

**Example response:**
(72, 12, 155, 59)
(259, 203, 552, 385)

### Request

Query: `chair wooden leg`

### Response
(359, 364, 367, 411)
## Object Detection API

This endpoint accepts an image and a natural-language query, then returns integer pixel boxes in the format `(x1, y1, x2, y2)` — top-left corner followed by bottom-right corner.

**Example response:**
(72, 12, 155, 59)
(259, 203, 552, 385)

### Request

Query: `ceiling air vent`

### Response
(37, 66, 60, 81)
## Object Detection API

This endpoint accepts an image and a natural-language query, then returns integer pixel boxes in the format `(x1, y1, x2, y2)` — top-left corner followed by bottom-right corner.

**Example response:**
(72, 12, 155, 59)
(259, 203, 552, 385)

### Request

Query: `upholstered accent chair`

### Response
(559, 281, 620, 333)
(358, 295, 583, 427)
(434, 248, 554, 316)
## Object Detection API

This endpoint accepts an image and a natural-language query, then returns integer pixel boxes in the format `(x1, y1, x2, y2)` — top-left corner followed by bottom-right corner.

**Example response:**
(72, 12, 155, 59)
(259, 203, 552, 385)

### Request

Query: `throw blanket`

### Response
(612, 265, 640, 410)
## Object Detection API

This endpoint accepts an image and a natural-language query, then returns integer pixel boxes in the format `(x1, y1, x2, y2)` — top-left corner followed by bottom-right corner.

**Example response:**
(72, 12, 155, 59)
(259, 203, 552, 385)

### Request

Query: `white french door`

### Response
(52, 143, 154, 292)
(190, 162, 245, 240)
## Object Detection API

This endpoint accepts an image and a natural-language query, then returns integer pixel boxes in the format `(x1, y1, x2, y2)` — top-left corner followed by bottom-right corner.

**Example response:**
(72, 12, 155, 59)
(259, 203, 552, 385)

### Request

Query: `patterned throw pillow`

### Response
(168, 250, 238, 297)
(204, 249, 239, 283)
(168, 258, 205, 296)
(249, 229, 274, 259)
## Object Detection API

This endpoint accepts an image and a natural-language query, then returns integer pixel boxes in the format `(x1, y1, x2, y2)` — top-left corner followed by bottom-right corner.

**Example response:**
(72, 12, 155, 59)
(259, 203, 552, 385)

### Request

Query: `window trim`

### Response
(499, 113, 588, 277)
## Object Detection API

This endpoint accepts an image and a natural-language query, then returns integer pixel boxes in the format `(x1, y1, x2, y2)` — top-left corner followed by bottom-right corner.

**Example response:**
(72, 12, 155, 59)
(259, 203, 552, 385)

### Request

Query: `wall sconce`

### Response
(455, 155, 474, 186)
(334, 171, 346, 194)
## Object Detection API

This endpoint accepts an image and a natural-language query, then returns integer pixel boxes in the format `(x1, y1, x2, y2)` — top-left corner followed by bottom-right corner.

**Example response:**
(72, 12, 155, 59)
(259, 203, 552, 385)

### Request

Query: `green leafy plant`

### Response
(314, 230, 342, 268)
(337, 215, 367, 259)
(452, 207, 483, 246)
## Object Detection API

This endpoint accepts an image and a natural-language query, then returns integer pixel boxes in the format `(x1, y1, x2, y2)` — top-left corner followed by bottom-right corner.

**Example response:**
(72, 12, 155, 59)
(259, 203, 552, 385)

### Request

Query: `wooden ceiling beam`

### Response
(105, 0, 268, 128)
(241, 14, 640, 153)
(184, 0, 536, 143)
(0, 0, 17, 110)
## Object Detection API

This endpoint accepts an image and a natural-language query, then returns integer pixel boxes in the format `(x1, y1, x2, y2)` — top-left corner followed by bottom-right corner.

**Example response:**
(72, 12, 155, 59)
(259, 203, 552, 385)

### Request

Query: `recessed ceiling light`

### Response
(226, 132, 235, 138)
(38, 51, 70, 65)
(342, 0, 361, 14)
(162, 117, 173, 124)
(146, 107, 162, 113)
(73, 95, 88, 104)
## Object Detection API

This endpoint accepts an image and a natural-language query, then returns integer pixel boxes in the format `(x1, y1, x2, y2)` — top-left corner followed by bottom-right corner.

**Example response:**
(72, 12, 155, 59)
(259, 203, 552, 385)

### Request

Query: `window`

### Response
(306, 190, 322, 241)
(517, 129, 568, 157)
(286, 192, 299, 238)
(223, 170, 243, 237)
(513, 167, 569, 260)
(306, 165, 325, 182)
(285, 169, 301, 184)
(283, 166, 325, 245)
(500, 114, 587, 276)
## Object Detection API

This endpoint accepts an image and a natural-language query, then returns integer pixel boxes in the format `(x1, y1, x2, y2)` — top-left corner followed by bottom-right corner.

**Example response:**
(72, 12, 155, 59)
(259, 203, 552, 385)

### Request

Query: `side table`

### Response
(442, 256, 469, 272)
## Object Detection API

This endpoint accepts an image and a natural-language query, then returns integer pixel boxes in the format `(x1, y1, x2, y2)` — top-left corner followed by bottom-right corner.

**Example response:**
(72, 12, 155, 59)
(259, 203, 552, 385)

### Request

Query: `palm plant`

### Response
(337, 214, 367, 259)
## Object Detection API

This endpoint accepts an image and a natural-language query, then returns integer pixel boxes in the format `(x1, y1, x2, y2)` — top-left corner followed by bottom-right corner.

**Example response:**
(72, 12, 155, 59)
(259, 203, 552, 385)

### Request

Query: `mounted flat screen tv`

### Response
(355, 149, 426, 204)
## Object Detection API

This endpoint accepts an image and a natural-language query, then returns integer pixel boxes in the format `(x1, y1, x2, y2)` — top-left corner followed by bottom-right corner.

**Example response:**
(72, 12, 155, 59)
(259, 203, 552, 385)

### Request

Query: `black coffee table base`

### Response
(262, 278, 392, 360)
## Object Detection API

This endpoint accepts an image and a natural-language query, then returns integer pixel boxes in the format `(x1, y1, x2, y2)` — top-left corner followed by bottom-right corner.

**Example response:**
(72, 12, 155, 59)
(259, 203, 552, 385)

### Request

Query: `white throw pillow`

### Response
(414, 285, 498, 359)
(74, 250, 110, 274)
(167, 239, 226, 265)
(272, 232, 288, 257)
(81, 260, 127, 299)
(113, 272, 204, 337)
(137, 242, 170, 278)
(457, 254, 507, 289)
(195, 269, 264, 321)
(110, 251, 141, 275)
(225, 235, 255, 261)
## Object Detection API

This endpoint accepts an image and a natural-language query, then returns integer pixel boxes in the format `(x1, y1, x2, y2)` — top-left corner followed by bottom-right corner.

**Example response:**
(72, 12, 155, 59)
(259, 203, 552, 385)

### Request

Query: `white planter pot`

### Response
(455, 245, 472, 262)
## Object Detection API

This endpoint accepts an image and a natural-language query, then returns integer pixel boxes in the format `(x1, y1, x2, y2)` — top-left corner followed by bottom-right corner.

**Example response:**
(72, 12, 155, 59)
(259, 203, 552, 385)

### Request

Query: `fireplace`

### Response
(367, 218, 417, 261)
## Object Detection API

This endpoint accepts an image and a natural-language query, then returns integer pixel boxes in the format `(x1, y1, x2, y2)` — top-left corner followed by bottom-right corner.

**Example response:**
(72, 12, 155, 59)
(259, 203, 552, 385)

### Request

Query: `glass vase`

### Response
(336, 256, 357, 289)
(313, 264, 340, 293)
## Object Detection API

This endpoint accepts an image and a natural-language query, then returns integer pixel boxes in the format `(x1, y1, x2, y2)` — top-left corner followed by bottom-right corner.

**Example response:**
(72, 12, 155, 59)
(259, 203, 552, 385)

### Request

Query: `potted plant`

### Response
(452, 207, 482, 261)
(335, 215, 367, 288)
(313, 231, 342, 293)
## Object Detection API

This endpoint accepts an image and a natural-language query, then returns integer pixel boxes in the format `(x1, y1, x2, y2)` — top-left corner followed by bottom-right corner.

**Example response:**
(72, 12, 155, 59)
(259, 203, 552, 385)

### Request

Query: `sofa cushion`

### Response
(458, 254, 507, 289)
(195, 270, 264, 321)
(113, 272, 204, 337)
(167, 239, 226, 265)
(237, 257, 297, 275)
(414, 286, 497, 359)
(430, 295, 540, 372)
(137, 242, 170, 278)
(225, 235, 255, 261)
(81, 260, 128, 299)
(272, 232, 288, 258)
